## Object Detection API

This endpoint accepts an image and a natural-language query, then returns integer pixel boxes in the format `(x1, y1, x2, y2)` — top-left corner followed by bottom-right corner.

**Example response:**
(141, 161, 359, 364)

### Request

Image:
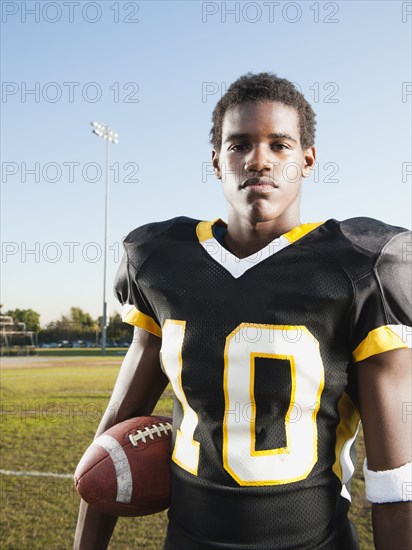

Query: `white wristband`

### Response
(363, 459, 412, 503)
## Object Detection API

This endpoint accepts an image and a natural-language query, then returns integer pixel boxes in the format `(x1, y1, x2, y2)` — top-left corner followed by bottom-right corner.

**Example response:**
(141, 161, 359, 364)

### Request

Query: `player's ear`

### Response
(212, 149, 221, 179)
(302, 146, 316, 178)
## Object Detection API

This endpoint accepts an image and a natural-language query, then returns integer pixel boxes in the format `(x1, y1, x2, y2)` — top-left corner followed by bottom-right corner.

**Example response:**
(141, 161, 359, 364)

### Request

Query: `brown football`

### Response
(74, 415, 172, 516)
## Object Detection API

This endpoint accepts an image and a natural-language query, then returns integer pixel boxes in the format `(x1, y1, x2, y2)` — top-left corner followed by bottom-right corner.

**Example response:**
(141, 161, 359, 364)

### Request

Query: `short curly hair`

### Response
(210, 72, 316, 151)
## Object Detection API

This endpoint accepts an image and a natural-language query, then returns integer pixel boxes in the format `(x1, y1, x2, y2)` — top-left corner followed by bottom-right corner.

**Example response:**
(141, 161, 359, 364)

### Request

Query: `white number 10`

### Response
(161, 321, 325, 486)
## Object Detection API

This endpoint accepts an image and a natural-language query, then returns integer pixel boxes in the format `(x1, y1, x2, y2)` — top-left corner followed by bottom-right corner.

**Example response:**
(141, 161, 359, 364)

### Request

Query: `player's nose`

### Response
(244, 147, 272, 173)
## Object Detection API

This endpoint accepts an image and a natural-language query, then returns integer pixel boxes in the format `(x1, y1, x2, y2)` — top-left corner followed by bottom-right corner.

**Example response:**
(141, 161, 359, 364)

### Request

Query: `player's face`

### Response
(212, 101, 316, 228)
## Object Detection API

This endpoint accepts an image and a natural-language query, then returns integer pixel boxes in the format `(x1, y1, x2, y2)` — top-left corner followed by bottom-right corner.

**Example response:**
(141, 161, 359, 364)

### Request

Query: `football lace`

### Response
(129, 421, 172, 447)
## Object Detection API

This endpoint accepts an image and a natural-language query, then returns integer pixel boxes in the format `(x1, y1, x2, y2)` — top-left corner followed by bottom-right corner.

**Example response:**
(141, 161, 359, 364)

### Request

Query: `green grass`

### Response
(0, 357, 373, 549)
(36, 348, 128, 357)
(1, 357, 171, 549)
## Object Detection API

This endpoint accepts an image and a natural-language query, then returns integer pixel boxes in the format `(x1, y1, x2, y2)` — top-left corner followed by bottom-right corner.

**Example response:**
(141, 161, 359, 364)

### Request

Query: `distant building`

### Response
(0, 316, 35, 356)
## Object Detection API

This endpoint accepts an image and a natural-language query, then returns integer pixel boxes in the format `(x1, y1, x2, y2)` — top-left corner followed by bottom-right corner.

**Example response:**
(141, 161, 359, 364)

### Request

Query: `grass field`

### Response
(36, 348, 129, 357)
(0, 355, 373, 549)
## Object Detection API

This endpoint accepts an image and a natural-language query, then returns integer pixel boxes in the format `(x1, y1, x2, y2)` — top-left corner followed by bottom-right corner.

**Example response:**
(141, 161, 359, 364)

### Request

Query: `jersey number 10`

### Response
(161, 320, 325, 486)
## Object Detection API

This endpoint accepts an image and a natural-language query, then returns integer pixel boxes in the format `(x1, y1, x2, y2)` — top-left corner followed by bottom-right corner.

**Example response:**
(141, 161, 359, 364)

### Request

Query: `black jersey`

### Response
(114, 217, 411, 550)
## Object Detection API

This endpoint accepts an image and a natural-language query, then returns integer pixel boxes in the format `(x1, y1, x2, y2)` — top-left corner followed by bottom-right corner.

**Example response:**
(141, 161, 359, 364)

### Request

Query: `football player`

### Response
(74, 73, 411, 549)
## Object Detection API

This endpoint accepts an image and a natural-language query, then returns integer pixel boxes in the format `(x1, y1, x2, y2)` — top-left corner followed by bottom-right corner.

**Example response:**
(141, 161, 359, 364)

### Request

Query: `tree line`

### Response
(0, 306, 133, 346)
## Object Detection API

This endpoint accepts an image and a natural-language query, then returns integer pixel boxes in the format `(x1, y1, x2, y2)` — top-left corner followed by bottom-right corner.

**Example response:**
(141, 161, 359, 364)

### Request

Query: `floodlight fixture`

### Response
(90, 120, 119, 354)
(91, 121, 119, 143)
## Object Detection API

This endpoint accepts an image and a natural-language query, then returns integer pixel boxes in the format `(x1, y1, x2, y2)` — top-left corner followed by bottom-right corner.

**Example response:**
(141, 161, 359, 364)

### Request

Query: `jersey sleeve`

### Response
(350, 231, 412, 362)
(113, 249, 162, 338)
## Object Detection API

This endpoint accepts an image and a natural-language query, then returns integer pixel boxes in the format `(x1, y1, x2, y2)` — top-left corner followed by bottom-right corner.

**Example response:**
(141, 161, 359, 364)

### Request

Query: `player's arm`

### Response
(73, 327, 168, 550)
(357, 348, 412, 550)
(349, 229, 412, 549)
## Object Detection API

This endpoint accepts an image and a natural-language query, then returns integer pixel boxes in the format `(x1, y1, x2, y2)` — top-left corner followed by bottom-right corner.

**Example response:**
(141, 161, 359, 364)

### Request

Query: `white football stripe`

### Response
(93, 434, 133, 504)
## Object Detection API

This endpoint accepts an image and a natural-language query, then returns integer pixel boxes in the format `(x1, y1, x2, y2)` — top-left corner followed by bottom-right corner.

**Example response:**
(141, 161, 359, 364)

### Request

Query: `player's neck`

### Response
(225, 215, 301, 259)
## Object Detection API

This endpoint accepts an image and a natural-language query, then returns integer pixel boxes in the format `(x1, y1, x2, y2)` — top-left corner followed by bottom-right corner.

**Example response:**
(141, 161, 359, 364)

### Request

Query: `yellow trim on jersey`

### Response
(282, 222, 324, 244)
(332, 392, 360, 482)
(196, 219, 323, 244)
(123, 306, 162, 337)
(352, 325, 410, 362)
(196, 218, 227, 242)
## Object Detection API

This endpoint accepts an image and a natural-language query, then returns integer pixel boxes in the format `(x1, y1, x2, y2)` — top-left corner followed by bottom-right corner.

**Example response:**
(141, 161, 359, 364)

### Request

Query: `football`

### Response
(74, 415, 173, 517)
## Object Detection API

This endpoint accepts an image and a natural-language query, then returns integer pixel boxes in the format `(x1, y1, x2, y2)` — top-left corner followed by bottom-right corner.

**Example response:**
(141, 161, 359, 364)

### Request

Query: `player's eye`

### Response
(271, 143, 289, 151)
(229, 143, 248, 152)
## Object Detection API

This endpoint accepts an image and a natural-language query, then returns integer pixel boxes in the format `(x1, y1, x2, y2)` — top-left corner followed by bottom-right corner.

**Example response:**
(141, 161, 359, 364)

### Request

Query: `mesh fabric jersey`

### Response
(114, 216, 411, 550)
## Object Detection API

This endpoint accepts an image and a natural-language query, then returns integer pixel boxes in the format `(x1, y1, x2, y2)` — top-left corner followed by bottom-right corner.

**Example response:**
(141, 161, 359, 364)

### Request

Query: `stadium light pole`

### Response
(90, 121, 119, 354)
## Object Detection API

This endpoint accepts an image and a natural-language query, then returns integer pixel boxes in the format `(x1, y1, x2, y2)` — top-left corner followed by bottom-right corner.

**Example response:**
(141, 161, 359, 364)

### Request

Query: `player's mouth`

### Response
(241, 176, 278, 193)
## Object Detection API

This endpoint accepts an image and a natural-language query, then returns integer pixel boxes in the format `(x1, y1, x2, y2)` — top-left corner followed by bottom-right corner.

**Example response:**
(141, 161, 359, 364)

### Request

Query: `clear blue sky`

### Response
(1, 0, 411, 327)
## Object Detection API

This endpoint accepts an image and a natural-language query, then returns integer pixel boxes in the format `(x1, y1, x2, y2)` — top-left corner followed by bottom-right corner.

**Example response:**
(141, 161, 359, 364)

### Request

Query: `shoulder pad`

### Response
(338, 217, 408, 255)
(299, 218, 409, 281)
(123, 216, 201, 269)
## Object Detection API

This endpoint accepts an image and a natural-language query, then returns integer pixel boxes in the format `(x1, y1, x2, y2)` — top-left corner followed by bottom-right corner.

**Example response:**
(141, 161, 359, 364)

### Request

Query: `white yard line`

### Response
(0, 469, 73, 479)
